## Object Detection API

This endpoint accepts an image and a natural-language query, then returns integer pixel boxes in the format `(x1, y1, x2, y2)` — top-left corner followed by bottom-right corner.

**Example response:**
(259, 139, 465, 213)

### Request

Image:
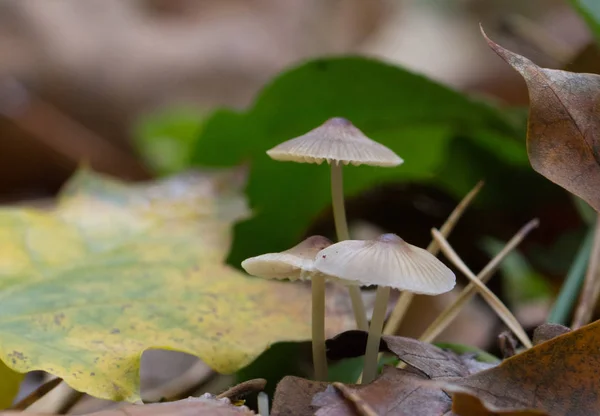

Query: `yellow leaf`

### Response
(0, 168, 353, 402)
(0, 360, 23, 409)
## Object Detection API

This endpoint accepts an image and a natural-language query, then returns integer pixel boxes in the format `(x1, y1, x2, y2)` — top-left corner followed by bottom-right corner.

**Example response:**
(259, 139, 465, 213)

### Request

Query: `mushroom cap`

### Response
(313, 233, 455, 295)
(266, 117, 403, 167)
(241, 235, 333, 280)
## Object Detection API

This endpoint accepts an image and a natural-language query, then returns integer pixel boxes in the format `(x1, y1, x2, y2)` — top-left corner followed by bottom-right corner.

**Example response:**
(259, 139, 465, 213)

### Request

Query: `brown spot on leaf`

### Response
(54, 313, 65, 326)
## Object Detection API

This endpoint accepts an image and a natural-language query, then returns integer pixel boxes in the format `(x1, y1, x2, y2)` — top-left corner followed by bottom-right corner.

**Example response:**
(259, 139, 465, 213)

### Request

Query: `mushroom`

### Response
(267, 117, 403, 331)
(241, 235, 333, 380)
(314, 233, 456, 384)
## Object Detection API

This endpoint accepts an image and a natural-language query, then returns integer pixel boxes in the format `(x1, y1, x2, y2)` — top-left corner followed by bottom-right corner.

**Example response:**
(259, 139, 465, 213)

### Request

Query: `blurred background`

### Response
(0, 0, 592, 200)
(2, 0, 599, 412)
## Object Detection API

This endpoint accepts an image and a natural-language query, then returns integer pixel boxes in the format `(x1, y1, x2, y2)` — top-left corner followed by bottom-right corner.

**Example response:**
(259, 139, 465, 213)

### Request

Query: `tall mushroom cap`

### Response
(313, 233, 455, 295)
(266, 117, 403, 167)
(241, 235, 333, 280)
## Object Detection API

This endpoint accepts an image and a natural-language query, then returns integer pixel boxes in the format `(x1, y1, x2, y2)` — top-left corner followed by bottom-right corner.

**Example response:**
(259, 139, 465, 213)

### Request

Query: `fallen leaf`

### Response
(312, 367, 451, 416)
(271, 376, 329, 416)
(1, 395, 255, 416)
(0, 168, 354, 402)
(447, 319, 600, 416)
(482, 28, 600, 211)
(326, 331, 496, 378)
(282, 324, 584, 416)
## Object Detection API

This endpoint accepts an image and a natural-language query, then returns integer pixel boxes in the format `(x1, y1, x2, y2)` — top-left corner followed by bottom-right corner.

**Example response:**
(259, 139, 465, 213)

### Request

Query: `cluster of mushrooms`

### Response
(242, 117, 456, 384)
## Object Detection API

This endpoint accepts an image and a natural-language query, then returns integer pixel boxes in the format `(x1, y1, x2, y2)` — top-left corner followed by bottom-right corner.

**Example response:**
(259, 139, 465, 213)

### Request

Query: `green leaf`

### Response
(571, 0, 600, 42)
(548, 226, 595, 325)
(434, 343, 500, 364)
(327, 355, 399, 384)
(0, 361, 23, 409)
(0, 169, 354, 402)
(191, 56, 524, 265)
(133, 107, 206, 175)
(482, 238, 553, 306)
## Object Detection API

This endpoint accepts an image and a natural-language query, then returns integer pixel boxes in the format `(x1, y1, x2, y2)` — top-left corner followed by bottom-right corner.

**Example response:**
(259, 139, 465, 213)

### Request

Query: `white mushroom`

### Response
(314, 233, 456, 384)
(266, 117, 403, 331)
(242, 235, 333, 380)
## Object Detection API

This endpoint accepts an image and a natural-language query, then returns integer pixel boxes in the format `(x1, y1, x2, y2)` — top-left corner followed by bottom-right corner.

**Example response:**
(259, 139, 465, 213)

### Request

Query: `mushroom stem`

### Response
(330, 161, 350, 242)
(330, 162, 369, 331)
(311, 273, 328, 381)
(362, 286, 390, 384)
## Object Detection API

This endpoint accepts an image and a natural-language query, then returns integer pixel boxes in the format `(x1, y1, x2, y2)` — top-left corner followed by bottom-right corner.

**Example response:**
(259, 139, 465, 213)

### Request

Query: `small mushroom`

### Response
(314, 233, 456, 384)
(241, 235, 333, 380)
(267, 117, 403, 331)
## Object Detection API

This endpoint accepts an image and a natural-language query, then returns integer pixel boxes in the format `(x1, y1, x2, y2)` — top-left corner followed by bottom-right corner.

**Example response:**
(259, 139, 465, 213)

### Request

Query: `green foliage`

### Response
(434, 343, 500, 364)
(187, 56, 532, 265)
(133, 107, 206, 175)
(482, 238, 552, 306)
(571, 0, 600, 42)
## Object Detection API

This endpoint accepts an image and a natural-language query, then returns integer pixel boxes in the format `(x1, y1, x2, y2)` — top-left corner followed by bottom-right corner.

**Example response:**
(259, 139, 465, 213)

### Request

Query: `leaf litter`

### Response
(272, 320, 600, 415)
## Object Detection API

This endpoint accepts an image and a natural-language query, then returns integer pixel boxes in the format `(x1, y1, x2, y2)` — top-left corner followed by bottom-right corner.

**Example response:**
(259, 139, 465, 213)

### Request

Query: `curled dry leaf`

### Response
(482, 27, 600, 211)
(0, 168, 355, 402)
(447, 319, 600, 416)
(312, 367, 451, 416)
(1, 396, 255, 416)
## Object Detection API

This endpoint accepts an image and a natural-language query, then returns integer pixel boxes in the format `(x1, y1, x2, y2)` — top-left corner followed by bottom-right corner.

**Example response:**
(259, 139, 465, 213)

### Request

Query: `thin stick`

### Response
(361, 286, 390, 384)
(142, 360, 215, 402)
(383, 181, 484, 336)
(331, 162, 368, 331)
(419, 219, 538, 344)
(331, 382, 378, 416)
(312, 273, 328, 380)
(216, 379, 267, 401)
(431, 229, 532, 348)
(0, 78, 149, 180)
(11, 377, 62, 410)
(25, 380, 82, 414)
(572, 214, 600, 329)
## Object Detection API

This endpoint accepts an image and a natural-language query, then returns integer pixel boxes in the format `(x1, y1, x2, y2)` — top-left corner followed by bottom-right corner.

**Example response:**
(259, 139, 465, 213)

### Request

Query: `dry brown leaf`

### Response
(532, 323, 570, 345)
(312, 367, 451, 416)
(271, 376, 329, 416)
(326, 331, 495, 378)
(482, 27, 600, 211)
(0, 396, 254, 415)
(277, 322, 591, 416)
(446, 320, 600, 416)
